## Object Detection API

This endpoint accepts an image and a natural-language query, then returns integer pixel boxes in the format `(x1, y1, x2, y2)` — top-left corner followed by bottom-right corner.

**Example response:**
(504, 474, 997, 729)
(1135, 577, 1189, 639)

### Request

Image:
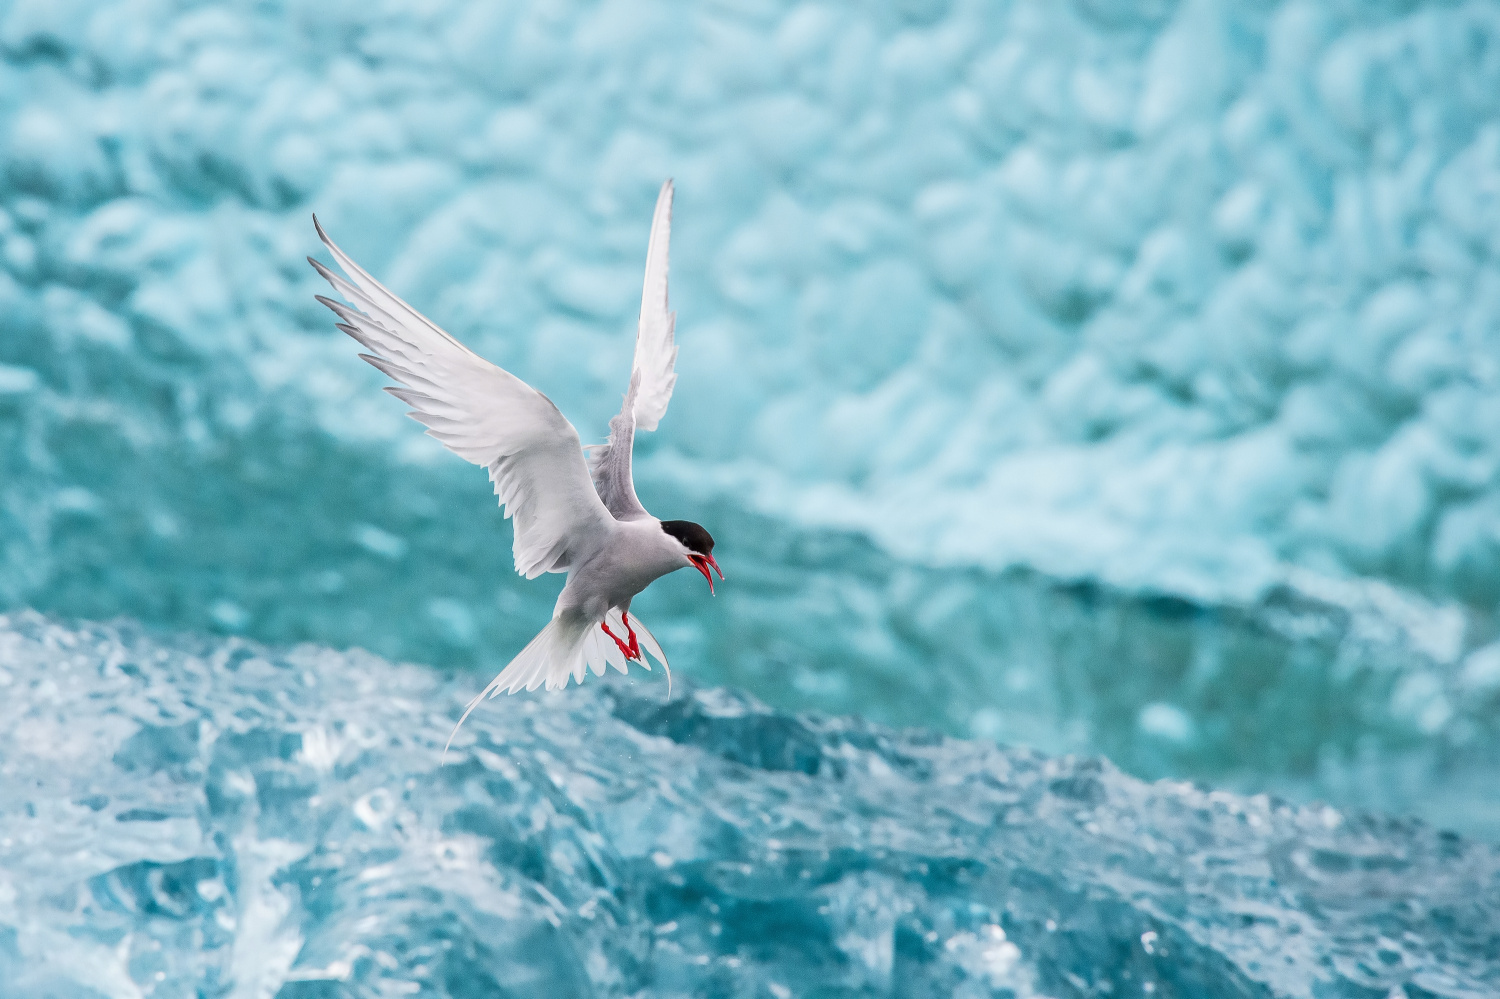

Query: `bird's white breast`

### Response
(555, 517, 686, 620)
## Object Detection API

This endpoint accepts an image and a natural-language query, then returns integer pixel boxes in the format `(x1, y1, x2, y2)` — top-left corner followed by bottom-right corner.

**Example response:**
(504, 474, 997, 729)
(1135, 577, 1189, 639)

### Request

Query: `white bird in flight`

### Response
(307, 180, 721, 752)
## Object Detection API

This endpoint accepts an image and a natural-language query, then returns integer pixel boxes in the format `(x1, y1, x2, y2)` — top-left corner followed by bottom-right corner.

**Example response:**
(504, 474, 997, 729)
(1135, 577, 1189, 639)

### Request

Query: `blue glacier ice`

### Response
(3, 611, 1500, 998)
(3, 0, 1500, 846)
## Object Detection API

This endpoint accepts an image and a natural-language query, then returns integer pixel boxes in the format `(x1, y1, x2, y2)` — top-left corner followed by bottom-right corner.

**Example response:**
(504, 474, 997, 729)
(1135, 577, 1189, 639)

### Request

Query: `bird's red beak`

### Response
(688, 553, 724, 594)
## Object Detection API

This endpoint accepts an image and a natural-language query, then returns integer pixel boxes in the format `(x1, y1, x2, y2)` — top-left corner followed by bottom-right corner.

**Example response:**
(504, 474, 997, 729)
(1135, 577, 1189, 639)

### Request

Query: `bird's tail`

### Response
(443, 608, 669, 758)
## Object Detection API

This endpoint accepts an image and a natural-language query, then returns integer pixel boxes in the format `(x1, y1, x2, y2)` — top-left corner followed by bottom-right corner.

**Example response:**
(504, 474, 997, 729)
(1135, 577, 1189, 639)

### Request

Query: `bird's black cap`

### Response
(660, 520, 714, 556)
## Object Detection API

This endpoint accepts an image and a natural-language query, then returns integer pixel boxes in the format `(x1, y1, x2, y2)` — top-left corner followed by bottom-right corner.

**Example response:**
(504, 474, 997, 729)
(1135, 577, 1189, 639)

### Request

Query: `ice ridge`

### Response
(1, 611, 1496, 997)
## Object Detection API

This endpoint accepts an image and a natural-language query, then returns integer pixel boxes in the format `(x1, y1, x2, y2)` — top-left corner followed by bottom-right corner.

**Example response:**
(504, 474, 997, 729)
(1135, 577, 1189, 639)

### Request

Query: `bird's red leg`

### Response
(600, 622, 637, 661)
(621, 612, 641, 659)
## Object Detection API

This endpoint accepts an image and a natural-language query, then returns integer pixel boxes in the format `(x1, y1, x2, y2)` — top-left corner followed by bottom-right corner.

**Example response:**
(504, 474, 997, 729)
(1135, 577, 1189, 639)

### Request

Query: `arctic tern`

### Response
(307, 180, 721, 752)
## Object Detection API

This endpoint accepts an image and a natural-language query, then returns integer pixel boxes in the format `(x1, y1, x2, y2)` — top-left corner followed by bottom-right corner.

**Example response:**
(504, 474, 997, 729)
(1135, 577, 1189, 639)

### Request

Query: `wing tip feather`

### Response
(314, 293, 356, 320)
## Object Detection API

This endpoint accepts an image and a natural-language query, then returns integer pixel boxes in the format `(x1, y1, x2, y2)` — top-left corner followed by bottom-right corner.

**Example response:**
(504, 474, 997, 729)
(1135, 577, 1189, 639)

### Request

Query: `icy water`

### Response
(3, 612, 1498, 998)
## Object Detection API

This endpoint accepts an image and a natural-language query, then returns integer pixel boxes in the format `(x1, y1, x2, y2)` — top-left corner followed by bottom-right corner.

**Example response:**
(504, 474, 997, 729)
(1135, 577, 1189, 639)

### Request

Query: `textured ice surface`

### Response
(3, 0, 1499, 601)
(3, 611, 1500, 998)
(3, 0, 1500, 833)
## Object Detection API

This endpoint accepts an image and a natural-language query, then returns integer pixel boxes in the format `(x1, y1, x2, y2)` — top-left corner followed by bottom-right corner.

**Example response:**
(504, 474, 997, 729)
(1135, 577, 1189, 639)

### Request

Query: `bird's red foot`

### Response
(621, 612, 641, 660)
(601, 621, 638, 661)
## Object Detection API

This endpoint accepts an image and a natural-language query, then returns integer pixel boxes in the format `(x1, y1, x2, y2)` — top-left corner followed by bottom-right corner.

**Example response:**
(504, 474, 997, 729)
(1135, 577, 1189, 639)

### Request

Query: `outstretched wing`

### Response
(309, 217, 613, 579)
(590, 179, 678, 521)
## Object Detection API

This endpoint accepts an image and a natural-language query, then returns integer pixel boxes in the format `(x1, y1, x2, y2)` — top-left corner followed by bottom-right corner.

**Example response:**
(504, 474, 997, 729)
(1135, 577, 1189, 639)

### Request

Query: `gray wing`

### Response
(590, 179, 678, 521)
(308, 216, 614, 578)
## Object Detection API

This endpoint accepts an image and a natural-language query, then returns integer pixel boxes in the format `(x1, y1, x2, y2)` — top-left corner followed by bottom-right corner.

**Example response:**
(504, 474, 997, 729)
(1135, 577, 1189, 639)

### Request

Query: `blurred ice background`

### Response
(2, 0, 1500, 836)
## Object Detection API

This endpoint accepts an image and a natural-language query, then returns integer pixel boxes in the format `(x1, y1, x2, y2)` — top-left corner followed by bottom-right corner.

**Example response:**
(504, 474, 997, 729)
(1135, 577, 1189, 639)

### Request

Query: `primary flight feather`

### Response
(307, 180, 722, 755)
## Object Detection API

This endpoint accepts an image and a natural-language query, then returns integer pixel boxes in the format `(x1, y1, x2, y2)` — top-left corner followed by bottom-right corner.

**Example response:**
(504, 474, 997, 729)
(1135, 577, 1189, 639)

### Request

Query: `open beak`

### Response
(688, 553, 724, 594)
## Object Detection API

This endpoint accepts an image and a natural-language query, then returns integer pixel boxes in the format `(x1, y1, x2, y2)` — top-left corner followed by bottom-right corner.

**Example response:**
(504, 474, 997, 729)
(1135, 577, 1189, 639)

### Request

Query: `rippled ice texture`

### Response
(3, 0, 1500, 833)
(3, 612, 1498, 998)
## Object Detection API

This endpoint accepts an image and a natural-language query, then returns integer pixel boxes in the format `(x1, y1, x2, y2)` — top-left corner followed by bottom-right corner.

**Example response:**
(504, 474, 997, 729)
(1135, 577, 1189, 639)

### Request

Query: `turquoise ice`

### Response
(3, 611, 1497, 997)
(2, 0, 1500, 835)
(4, 1, 1500, 991)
